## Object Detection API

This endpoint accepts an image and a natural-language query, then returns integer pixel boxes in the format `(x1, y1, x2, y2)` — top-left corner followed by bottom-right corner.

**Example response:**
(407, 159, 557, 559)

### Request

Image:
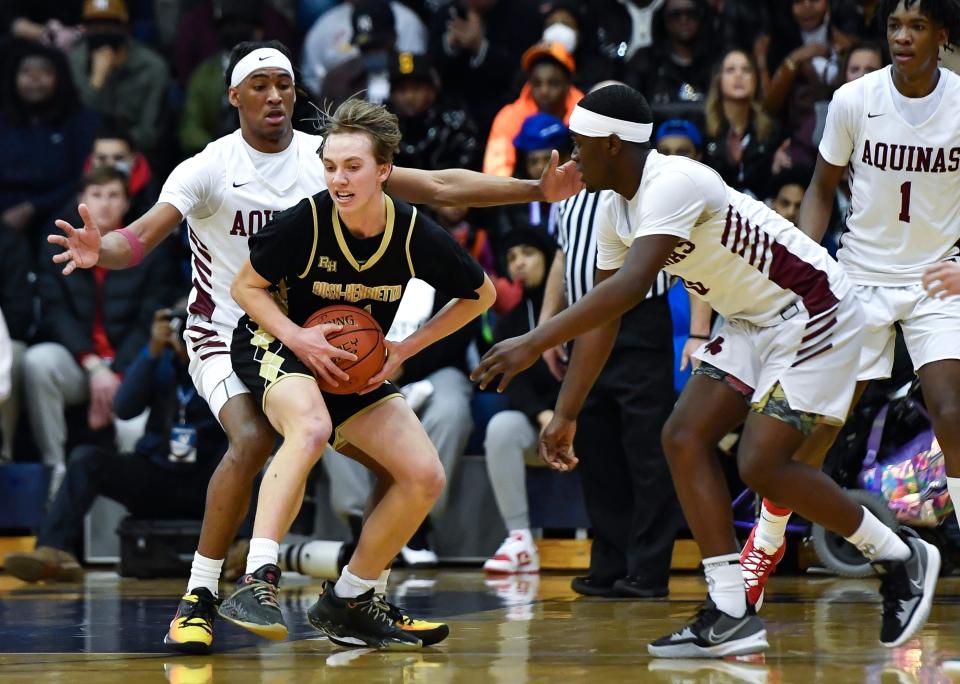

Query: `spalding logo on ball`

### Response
(304, 304, 386, 395)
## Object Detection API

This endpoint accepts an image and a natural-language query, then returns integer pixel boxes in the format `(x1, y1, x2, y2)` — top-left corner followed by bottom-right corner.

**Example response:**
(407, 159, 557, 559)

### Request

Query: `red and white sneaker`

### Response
(483, 532, 540, 574)
(740, 527, 786, 611)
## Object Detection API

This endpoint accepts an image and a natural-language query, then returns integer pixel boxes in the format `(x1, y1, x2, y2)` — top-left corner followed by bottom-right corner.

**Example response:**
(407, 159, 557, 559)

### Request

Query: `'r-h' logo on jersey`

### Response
(318, 256, 337, 272)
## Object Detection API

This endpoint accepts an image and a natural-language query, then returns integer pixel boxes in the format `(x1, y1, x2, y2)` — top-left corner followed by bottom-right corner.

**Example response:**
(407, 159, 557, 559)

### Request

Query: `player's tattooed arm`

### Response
(51, 202, 183, 273)
(797, 154, 845, 244)
(387, 150, 584, 207)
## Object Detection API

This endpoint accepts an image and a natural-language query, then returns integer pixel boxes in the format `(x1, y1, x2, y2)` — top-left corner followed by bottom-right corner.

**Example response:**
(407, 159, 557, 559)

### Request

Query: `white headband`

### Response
(229, 48, 294, 88)
(568, 104, 652, 143)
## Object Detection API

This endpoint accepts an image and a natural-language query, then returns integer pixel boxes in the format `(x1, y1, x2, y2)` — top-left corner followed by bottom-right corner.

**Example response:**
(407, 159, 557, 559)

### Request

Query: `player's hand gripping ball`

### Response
(304, 305, 386, 394)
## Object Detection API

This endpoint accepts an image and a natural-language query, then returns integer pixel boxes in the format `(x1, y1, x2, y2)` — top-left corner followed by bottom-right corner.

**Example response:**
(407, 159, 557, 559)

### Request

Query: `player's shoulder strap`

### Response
(298, 194, 321, 280)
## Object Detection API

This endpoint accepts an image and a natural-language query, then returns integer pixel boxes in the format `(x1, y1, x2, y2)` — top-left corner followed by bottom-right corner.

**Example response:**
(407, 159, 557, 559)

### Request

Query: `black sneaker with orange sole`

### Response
(307, 583, 423, 650)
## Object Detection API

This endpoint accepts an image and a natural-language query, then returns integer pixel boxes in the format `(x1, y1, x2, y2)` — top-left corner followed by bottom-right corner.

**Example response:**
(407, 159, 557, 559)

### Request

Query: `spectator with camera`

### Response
(4, 305, 226, 583)
(24, 165, 174, 500)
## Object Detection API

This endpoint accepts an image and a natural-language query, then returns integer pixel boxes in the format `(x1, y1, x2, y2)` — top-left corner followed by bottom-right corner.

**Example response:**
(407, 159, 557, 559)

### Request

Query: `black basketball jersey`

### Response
(248, 191, 485, 332)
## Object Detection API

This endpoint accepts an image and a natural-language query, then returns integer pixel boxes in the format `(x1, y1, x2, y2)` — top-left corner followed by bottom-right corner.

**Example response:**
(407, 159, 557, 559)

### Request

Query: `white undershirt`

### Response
(887, 67, 948, 126)
(242, 135, 299, 190)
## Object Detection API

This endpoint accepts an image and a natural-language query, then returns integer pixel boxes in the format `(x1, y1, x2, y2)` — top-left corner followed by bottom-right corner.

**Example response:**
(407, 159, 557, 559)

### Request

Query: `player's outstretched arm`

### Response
(230, 259, 357, 389)
(471, 233, 680, 393)
(361, 274, 497, 393)
(387, 150, 584, 208)
(797, 154, 845, 244)
(923, 262, 960, 299)
(49, 202, 183, 274)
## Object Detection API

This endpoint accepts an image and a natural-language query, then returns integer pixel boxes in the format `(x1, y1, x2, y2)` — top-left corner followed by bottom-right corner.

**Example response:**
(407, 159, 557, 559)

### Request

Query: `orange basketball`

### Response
(304, 305, 386, 395)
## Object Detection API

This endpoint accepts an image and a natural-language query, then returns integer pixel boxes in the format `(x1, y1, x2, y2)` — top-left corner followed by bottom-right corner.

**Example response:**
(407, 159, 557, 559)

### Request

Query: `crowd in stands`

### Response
(0, 0, 908, 577)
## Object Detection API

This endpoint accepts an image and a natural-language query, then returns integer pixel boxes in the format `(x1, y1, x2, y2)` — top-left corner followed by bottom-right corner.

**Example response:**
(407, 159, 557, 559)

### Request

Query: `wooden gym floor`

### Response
(0, 569, 959, 683)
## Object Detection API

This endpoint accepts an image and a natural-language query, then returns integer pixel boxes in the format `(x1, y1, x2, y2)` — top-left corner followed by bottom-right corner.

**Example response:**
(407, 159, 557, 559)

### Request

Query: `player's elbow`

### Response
(477, 275, 497, 311)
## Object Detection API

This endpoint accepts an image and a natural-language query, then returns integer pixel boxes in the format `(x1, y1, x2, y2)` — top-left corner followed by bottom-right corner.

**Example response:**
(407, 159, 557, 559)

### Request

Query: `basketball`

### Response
(303, 304, 386, 395)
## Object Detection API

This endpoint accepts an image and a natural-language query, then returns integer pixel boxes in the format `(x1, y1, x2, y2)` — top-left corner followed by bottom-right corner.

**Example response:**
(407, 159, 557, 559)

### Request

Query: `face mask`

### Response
(543, 22, 578, 54)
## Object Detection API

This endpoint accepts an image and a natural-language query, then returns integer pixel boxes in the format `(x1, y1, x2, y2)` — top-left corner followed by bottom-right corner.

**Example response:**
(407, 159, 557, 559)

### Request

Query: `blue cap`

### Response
(655, 119, 703, 149)
(513, 113, 569, 152)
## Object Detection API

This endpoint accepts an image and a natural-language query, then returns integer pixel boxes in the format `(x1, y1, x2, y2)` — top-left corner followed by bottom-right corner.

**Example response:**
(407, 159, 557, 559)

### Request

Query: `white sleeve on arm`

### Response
(595, 198, 629, 271)
(636, 171, 705, 241)
(157, 149, 223, 221)
(818, 81, 862, 166)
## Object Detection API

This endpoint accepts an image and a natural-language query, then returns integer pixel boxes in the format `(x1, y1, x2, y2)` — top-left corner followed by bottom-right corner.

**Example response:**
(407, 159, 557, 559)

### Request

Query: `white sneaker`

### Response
(483, 533, 540, 574)
(399, 545, 439, 567)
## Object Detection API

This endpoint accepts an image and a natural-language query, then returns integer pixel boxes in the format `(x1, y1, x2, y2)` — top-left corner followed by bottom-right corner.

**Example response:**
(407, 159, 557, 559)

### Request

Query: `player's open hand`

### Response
(50, 203, 102, 275)
(540, 413, 578, 472)
(295, 323, 358, 388)
(538, 149, 584, 203)
(470, 332, 540, 393)
(359, 339, 405, 395)
(679, 337, 705, 372)
(923, 262, 960, 299)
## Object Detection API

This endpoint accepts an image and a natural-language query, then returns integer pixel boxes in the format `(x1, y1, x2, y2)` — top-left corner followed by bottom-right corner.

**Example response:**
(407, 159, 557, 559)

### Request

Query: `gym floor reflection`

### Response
(1, 571, 959, 683)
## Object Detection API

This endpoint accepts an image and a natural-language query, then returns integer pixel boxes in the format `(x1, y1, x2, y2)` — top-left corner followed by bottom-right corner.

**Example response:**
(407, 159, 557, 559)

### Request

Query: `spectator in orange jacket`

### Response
(482, 42, 583, 178)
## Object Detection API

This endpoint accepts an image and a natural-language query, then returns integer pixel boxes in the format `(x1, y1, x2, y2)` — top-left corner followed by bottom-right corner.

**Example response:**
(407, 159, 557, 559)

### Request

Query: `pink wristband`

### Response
(116, 227, 145, 266)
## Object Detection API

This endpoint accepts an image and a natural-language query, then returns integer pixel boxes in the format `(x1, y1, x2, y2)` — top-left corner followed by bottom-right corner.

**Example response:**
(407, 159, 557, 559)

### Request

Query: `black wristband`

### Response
(688, 334, 711, 341)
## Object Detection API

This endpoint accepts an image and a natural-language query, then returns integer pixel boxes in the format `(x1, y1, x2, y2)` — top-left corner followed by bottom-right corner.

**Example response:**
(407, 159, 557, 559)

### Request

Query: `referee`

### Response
(541, 188, 682, 598)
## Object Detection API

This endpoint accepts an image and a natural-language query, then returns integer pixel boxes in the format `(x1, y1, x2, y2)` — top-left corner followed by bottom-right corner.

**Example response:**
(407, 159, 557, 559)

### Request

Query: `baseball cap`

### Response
(521, 42, 575, 75)
(390, 52, 436, 84)
(352, 0, 395, 50)
(82, 0, 129, 23)
(513, 113, 569, 152)
(654, 119, 703, 149)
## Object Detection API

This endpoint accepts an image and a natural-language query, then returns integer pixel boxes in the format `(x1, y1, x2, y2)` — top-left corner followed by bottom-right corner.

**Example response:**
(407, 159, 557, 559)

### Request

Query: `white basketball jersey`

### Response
(596, 152, 850, 326)
(819, 66, 960, 286)
(158, 130, 327, 356)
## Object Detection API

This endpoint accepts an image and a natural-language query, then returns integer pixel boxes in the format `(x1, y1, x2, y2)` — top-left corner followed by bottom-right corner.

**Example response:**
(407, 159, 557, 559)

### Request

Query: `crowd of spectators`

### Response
(0, 0, 910, 573)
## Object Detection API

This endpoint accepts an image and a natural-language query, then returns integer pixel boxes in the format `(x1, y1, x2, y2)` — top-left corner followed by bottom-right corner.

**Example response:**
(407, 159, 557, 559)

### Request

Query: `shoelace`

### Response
(358, 596, 394, 625)
(741, 546, 777, 588)
(878, 563, 910, 615)
(251, 581, 280, 609)
(373, 594, 413, 625)
(179, 595, 218, 634)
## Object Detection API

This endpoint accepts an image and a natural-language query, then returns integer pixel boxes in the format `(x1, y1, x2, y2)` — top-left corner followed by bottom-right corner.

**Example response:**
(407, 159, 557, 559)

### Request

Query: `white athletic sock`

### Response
(948, 478, 960, 529)
(844, 506, 909, 562)
(245, 538, 280, 575)
(374, 569, 391, 596)
(703, 553, 746, 618)
(187, 552, 224, 598)
(756, 500, 791, 553)
(334, 565, 377, 599)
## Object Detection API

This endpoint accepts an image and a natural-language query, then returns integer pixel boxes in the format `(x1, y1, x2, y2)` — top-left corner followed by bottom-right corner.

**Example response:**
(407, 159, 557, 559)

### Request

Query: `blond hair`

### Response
(321, 98, 402, 164)
(704, 49, 774, 143)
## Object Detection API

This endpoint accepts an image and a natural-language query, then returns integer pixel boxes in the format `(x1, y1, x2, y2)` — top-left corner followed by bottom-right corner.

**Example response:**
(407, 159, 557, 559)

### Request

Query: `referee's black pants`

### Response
(573, 296, 682, 588)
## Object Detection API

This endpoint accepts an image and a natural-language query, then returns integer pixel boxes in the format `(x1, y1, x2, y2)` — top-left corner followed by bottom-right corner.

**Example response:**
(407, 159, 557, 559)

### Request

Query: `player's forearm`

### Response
(398, 276, 496, 358)
(539, 250, 568, 324)
(553, 319, 619, 419)
(232, 282, 303, 346)
(98, 203, 181, 269)
(689, 295, 713, 337)
(388, 166, 540, 208)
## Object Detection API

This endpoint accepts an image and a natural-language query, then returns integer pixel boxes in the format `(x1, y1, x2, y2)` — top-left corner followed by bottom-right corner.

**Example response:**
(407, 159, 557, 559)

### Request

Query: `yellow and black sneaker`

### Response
(376, 594, 449, 647)
(307, 582, 422, 650)
(164, 587, 218, 654)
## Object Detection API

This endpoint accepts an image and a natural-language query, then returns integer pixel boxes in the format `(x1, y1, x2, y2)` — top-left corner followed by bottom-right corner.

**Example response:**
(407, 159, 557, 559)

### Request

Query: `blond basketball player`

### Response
(49, 40, 582, 654)
(742, 0, 960, 610)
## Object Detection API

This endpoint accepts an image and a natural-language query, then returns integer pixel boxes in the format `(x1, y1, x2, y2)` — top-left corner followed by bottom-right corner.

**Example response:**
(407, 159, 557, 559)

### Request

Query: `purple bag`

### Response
(857, 399, 952, 527)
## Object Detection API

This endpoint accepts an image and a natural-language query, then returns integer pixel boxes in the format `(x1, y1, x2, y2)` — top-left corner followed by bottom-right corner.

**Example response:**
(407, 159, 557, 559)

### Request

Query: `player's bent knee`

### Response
(225, 422, 276, 469)
(401, 458, 446, 504)
(660, 419, 704, 464)
(737, 457, 779, 497)
(284, 416, 333, 460)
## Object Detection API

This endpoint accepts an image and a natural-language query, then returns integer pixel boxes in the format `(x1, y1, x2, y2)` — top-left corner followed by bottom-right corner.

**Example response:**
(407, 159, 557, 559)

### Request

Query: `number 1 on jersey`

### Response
(899, 181, 911, 223)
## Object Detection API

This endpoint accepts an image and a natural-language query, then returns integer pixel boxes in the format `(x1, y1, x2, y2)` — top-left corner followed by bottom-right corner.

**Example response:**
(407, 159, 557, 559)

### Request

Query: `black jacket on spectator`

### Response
(494, 287, 559, 425)
(625, 43, 712, 127)
(401, 292, 480, 384)
(0, 227, 35, 341)
(37, 235, 174, 374)
(427, 0, 542, 134)
(703, 120, 781, 198)
(113, 347, 224, 472)
(395, 102, 482, 172)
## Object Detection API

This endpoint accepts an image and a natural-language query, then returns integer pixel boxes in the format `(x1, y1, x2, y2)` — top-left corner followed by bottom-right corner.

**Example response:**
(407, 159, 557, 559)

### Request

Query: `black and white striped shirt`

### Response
(556, 190, 672, 305)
